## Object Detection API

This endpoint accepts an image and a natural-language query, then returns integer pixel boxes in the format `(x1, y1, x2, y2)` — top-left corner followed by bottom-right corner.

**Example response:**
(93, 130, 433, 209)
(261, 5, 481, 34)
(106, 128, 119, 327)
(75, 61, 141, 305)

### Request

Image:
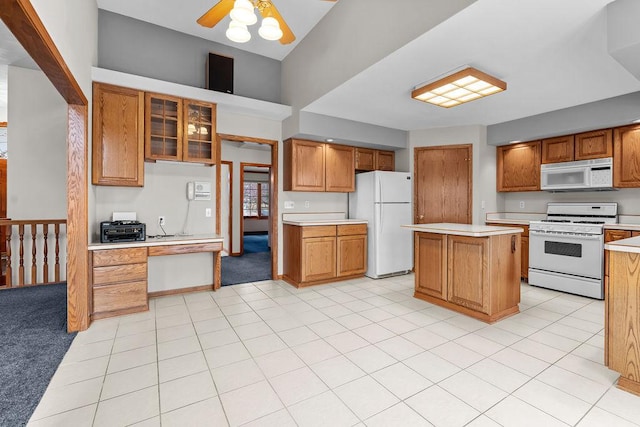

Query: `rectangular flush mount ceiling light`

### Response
(411, 67, 507, 108)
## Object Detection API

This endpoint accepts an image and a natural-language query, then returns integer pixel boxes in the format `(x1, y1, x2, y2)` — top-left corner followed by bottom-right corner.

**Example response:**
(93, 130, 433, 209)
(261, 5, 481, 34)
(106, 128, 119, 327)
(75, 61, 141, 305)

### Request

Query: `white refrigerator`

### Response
(349, 171, 413, 278)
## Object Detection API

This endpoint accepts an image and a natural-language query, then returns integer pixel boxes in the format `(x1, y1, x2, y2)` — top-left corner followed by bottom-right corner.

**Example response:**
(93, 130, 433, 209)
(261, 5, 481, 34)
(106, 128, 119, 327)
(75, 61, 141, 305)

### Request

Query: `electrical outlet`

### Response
(481, 200, 486, 210)
(284, 201, 295, 209)
(304, 201, 310, 209)
(158, 216, 166, 226)
(205, 208, 212, 217)
(519, 201, 525, 209)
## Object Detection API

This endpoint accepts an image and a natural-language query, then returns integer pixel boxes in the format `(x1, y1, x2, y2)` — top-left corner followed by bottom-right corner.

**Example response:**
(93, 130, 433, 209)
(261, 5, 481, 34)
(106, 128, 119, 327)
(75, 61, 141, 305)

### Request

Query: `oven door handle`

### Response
(530, 230, 603, 240)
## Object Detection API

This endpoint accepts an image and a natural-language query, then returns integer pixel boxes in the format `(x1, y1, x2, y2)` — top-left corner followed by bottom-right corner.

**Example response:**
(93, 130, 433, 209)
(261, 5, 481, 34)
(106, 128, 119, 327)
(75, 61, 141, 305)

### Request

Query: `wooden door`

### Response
(325, 144, 355, 192)
(415, 232, 447, 300)
(447, 235, 489, 313)
(284, 139, 325, 191)
(541, 135, 574, 163)
(301, 237, 336, 282)
(92, 83, 144, 186)
(0, 158, 6, 287)
(375, 150, 395, 171)
(496, 141, 541, 191)
(355, 148, 375, 171)
(414, 144, 472, 224)
(336, 234, 366, 277)
(613, 125, 640, 188)
(575, 129, 612, 160)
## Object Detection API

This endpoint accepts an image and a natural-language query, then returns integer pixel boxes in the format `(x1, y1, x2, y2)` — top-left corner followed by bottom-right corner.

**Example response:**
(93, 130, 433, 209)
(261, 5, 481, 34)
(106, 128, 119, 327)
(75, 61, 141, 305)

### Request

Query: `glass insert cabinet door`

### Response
(183, 100, 216, 164)
(145, 93, 182, 161)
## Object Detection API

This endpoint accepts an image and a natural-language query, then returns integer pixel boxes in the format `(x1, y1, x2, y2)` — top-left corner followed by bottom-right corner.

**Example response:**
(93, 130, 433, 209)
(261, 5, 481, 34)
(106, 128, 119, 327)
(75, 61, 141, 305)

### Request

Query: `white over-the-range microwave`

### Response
(540, 157, 615, 191)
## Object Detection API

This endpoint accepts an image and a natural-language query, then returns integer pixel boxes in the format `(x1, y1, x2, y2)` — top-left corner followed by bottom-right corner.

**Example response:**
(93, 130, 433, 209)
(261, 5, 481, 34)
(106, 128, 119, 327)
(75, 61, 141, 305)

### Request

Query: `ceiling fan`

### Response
(197, 0, 337, 44)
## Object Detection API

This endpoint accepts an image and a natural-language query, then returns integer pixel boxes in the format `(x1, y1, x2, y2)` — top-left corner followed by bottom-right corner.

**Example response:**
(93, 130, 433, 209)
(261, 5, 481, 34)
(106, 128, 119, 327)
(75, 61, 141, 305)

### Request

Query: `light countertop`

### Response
(484, 218, 532, 226)
(402, 223, 524, 237)
(603, 224, 640, 232)
(283, 219, 368, 226)
(89, 234, 223, 250)
(605, 236, 640, 254)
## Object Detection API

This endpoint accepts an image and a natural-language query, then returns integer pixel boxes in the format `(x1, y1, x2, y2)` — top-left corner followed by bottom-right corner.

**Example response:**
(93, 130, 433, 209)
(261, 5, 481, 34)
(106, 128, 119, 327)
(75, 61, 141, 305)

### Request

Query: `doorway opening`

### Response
(218, 134, 278, 286)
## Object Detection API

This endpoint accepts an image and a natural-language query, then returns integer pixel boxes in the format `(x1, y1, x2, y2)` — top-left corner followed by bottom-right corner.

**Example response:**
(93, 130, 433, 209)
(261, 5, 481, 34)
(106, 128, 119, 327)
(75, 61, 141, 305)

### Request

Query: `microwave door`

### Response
(542, 166, 590, 190)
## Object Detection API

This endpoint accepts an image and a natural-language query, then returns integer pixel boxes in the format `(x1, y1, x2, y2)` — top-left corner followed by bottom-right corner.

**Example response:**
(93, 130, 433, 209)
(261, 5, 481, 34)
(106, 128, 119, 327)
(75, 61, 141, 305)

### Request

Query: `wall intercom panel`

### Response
(187, 181, 211, 201)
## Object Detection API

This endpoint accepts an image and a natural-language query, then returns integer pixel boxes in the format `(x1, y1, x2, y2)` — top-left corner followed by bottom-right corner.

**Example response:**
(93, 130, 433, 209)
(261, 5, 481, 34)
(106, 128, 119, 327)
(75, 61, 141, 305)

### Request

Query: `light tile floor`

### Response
(28, 275, 640, 426)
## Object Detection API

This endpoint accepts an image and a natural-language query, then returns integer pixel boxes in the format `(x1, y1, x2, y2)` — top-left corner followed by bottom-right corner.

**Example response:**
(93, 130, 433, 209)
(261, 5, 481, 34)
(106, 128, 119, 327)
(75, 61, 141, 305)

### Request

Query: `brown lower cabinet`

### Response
(91, 247, 148, 319)
(283, 223, 367, 287)
(486, 223, 529, 280)
(414, 231, 521, 323)
(606, 248, 640, 396)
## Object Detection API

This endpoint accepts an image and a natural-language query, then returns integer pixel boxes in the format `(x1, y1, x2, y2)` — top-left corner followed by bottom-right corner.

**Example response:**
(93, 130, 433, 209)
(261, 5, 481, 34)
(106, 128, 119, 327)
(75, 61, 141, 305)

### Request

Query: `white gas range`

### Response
(528, 202, 618, 299)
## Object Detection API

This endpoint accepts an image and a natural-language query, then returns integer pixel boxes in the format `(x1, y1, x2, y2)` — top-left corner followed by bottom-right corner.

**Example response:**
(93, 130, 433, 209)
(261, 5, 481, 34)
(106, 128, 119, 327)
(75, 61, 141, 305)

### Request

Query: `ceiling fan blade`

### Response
(197, 0, 234, 28)
(260, 2, 296, 44)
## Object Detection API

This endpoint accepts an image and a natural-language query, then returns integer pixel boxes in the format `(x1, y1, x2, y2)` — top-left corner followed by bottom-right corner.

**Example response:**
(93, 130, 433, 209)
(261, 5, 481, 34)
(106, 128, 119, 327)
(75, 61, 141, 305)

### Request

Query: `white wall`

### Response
(282, 0, 476, 109)
(401, 125, 501, 225)
(7, 67, 67, 219)
(31, 0, 98, 98)
(502, 189, 640, 216)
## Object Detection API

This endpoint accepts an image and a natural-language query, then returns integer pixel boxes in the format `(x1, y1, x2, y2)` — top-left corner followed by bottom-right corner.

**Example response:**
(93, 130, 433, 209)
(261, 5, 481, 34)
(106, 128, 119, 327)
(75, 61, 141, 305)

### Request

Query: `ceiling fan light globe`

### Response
(226, 20, 251, 43)
(230, 0, 257, 26)
(258, 16, 283, 41)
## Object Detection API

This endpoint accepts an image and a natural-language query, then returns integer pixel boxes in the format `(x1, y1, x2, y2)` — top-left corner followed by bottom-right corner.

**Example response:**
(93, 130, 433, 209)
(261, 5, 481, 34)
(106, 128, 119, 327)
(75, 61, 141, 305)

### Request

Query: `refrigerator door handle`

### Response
(379, 203, 384, 236)
(377, 176, 382, 204)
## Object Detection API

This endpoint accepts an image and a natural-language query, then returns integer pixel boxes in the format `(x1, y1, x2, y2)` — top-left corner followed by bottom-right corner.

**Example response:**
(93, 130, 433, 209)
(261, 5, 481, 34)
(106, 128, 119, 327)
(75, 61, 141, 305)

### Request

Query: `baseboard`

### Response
(244, 231, 268, 236)
(148, 284, 214, 298)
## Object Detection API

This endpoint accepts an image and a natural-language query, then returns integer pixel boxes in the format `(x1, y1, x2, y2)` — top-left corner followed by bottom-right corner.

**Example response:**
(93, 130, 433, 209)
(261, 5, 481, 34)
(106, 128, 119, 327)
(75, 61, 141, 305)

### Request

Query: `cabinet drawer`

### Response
(148, 242, 222, 256)
(93, 262, 147, 286)
(301, 226, 336, 238)
(337, 224, 367, 236)
(93, 281, 147, 314)
(93, 247, 147, 267)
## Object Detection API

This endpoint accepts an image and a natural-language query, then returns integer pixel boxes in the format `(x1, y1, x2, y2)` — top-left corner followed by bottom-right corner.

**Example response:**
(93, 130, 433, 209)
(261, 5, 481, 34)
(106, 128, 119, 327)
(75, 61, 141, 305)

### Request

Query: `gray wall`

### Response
(98, 10, 281, 103)
(487, 91, 640, 146)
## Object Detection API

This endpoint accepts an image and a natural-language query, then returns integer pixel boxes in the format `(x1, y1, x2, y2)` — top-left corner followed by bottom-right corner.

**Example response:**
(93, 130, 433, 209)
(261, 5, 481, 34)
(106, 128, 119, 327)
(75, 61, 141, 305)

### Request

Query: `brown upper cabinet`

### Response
(92, 83, 145, 187)
(284, 139, 355, 192)
(541, 135, 574, 163)
(496, 141, 541, 192)
(145, 94, 217, 165)
(145, 93, 182, 162)
(355, 148, 375, 171)
(575, 129, 612, 160)
(613, 124, 640, 188)
(325, 144, 356, 192)
(355, 148, 395, 171)
(375, 150, 395, 171)
(541, 129, 612, 164)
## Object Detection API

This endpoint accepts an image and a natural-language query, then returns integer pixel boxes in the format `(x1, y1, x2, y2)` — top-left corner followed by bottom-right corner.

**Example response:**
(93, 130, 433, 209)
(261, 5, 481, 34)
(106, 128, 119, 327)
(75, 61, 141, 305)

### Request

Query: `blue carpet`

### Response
(222, 252, 271, 286)
(0, 283, 75, 426)
(243, 234, 269, 254)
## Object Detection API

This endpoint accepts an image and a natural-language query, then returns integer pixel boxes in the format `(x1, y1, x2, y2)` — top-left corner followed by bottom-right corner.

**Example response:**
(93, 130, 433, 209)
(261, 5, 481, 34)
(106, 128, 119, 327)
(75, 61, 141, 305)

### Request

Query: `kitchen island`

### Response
(604, 236, 640, 396)
(403, 223, 523, 323)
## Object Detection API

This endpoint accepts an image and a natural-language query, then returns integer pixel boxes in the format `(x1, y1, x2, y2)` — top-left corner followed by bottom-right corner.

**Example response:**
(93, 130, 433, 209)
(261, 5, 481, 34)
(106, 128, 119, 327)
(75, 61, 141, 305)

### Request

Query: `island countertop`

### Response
(605, 235, 640, 254)
(402, 223, 524, 237)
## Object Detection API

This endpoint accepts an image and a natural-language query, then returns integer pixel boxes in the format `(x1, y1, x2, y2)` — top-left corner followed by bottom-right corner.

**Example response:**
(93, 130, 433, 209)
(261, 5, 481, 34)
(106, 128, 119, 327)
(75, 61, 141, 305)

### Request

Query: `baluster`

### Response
(18, 224, 24, 286)
(43, 223, 49, 284)
(54, 224, 60, 282)
(5, 225, 11, 287)
(31, 223, 37, 285)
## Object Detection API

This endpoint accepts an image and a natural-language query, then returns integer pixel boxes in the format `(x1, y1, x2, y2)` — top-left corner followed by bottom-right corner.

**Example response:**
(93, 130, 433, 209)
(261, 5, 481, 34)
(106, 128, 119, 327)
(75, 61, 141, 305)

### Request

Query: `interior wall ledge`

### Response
(91, 67, 292, 121)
